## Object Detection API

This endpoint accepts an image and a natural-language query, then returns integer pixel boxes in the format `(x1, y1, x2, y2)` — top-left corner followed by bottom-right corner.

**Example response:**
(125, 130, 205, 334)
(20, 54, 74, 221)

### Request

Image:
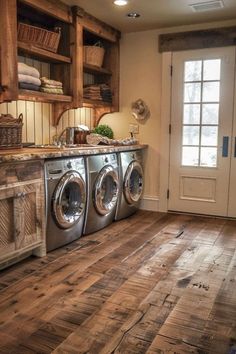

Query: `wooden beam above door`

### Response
(159, 26, 236, 53)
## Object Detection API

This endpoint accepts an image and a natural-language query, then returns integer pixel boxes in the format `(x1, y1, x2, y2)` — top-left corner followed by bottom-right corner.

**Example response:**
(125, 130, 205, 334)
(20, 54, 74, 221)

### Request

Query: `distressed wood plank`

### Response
(159, 26, 236, 53)
(0, 212, 235, 354)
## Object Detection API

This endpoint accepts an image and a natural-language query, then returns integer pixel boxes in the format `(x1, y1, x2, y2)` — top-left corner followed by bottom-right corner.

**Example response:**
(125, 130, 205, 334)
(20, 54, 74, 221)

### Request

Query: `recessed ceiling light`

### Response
(127, 12, 140, 18)
(113, 0, 128, 6)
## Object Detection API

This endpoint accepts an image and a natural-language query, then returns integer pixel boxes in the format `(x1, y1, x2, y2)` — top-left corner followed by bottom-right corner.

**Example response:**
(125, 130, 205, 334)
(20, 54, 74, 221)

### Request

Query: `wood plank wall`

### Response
(0, 58, 94, 145)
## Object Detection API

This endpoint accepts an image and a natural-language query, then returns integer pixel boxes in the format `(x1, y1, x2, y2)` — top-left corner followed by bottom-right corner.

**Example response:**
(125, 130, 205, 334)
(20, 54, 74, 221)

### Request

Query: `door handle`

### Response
(222, 136, 229, 157)
(234, 137, 236, 158)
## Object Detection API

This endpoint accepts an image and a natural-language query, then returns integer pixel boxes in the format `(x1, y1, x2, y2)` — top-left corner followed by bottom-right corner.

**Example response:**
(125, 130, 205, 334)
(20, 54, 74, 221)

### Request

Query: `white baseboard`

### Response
(140, 195, 160, 212)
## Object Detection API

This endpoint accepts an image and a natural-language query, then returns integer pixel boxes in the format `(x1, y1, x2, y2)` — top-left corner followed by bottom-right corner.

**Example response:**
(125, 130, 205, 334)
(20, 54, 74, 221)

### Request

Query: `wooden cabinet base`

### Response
(0, 242, 46, 270)
(0, 160, 46, 270)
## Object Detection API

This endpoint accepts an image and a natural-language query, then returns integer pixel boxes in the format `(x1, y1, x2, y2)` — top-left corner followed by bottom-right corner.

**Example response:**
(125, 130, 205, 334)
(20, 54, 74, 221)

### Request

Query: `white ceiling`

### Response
(62, 0, 236, 33)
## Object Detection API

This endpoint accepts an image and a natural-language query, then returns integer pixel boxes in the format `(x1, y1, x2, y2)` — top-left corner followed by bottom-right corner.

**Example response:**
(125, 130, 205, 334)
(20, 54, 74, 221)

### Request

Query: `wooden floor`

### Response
(0, 211, 236, 354)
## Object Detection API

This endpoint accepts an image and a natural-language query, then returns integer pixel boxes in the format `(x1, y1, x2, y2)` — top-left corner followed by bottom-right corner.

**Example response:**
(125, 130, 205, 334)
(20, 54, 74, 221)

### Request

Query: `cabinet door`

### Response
(14, 181, 44, 250)
(0, 187, 16, 257)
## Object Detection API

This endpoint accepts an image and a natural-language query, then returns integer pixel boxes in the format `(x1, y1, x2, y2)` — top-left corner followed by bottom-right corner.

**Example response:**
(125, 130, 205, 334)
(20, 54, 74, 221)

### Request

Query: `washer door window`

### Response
(124, 161, 143, 204)
(53, 171, 86, 229)
(94, 166, 119, 216)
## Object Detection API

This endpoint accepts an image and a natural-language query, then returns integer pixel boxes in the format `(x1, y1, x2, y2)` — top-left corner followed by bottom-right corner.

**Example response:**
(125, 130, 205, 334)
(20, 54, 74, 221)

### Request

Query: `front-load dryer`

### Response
(83, 153, 119, 235)
(115, 150, 144, 220)
(45, 157, 86, 251)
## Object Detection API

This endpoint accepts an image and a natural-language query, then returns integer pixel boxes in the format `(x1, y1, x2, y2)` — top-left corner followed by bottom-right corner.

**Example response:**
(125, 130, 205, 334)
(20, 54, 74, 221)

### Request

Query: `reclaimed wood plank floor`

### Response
(0, 211, 236, 354)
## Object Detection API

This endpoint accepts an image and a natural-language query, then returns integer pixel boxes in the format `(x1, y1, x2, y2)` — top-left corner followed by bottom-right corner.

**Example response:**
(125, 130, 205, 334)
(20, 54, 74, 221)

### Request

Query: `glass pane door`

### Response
(168, 47, 235, 216)
(182, 59, 221, 167)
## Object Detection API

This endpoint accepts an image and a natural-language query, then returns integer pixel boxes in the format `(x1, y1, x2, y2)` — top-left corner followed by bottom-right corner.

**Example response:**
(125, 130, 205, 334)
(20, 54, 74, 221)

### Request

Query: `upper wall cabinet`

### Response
(0, 0, 120, 126)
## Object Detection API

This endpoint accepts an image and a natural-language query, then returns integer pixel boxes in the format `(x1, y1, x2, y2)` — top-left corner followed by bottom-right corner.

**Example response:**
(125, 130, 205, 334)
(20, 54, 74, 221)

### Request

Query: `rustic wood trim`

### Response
(0, 160, 43, 186)
(159, 26, 236, 53)
(104, 41, 120, 113)
(18, 90, 72, 103)
(72, 6, 121, 43)
(94, 107, 113, 126)
(72, 16, 83, 108)
(0, 0, 18, 102)
(52, 103, 72, 126)
(19, 0, 72, 23)
(17, 41, 72, 64)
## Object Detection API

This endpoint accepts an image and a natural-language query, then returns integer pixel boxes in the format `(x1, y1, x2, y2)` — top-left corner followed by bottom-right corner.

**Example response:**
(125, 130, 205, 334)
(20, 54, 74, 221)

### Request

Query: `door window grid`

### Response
(181, 59, 221, 167)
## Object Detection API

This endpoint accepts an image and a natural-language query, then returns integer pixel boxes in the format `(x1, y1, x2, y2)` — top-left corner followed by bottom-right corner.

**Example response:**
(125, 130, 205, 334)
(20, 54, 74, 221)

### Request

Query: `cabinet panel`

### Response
(0, 160, 42, 186)
(0, 191, 15, 257)
(0, 160, 45, 267)
(15, 182, 44, 249)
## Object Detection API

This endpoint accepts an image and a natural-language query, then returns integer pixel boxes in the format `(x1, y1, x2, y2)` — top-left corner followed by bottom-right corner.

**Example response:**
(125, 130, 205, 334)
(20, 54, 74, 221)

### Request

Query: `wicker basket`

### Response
(0, 114, 23, 149)
(18, 22, 61, 53)
(83, 44, 105, 67)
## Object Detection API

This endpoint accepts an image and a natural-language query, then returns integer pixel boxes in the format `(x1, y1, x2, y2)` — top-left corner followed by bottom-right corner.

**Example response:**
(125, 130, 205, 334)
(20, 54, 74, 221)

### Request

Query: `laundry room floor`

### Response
(0, 211, 236, 354)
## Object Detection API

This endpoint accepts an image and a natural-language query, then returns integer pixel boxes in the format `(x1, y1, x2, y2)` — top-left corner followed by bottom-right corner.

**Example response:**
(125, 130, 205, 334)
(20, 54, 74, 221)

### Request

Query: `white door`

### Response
(168, 47, 236, 217)
(228, 81, 236, 217)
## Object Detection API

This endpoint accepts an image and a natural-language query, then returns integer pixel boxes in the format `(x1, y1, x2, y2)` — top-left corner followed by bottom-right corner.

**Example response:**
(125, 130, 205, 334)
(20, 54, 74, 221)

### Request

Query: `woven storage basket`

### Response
(18, 22, 61, 53)
(0, 114, 23, 149)
(83, 44, 105, 67)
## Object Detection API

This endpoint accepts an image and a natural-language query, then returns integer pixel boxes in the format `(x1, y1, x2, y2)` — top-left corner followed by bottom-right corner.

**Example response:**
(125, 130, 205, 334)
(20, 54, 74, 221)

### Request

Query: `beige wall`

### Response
(102, 29, 162, 201)
(101, 19, 236, 206)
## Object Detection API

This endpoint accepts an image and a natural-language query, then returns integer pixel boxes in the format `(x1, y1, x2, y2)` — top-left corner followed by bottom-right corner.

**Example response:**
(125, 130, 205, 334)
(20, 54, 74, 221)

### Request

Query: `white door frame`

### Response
(159, 51, 172, 212)
(159, 48, 236, 215)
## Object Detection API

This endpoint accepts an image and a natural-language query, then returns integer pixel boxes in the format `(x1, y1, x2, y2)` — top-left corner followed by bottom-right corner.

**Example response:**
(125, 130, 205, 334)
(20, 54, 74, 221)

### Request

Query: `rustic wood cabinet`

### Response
(72, 6, 120, 127)
(0, 160, 46, 269)
(0, 0, 120, 126)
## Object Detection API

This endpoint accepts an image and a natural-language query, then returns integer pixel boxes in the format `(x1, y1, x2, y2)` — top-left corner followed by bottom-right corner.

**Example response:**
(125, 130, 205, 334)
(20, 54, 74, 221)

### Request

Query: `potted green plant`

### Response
(92, 124, 114, 139)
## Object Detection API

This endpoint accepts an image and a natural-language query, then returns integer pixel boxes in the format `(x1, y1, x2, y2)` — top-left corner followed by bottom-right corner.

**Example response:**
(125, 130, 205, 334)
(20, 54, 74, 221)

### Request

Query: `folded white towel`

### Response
(40, 77, 63, 87)
(18, 74, 41, 86)
(18, 62, 40, 79)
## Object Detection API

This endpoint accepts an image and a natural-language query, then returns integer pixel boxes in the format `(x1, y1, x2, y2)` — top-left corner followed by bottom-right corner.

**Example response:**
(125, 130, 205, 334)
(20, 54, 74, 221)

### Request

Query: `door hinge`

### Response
(170, 65, 173, 76)
(169, 124, 172, 135)
(167, 189, 170, 199)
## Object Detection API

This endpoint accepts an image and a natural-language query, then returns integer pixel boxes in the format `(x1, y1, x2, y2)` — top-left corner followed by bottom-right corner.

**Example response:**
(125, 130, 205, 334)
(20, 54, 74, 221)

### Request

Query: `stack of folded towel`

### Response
(83, 84, 112, 102)
(18, 62, 41, 91)
(100, 84, 112, 103)
(83, 84, 102, 101)
(40, 77, 63, 94)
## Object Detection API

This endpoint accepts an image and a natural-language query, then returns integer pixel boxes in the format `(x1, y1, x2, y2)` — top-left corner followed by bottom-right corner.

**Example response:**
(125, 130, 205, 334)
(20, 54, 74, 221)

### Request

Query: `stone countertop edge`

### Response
(0, 144, 148, 163)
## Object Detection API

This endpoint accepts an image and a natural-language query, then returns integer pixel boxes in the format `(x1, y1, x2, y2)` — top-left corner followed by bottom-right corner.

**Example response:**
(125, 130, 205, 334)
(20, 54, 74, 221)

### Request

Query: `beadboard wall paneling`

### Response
(0, 57, 94, 145)
(0, 101, 94, 145)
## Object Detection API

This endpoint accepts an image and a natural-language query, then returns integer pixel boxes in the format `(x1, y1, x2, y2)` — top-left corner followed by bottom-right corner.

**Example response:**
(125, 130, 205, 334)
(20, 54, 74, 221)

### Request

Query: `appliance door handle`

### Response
(222, 136, 229, 157)
(234, 137, 236, 158)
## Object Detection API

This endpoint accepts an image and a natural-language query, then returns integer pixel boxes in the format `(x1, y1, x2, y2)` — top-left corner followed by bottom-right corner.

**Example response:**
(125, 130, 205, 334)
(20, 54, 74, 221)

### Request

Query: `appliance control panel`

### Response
(45, 158, 85, 179)
(102, 153, 117, 164)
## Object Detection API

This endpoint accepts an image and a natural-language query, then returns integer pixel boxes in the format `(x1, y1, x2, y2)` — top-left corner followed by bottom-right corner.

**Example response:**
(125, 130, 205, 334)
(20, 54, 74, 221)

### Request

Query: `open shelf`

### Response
(1, 1, 120, 126)
(83, 63, 112, 76)
(83, 98, 112, 107)
(18, 41, 71, 64)
(18, 89, 72, 103)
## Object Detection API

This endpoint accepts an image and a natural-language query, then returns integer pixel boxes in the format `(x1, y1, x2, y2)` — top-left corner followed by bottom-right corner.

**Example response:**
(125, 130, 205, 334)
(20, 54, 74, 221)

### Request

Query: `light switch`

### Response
(129, 124, 139, 134)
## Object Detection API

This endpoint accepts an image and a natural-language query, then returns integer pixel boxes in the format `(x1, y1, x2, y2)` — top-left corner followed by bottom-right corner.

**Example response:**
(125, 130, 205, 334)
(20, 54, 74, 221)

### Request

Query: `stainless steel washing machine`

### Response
(45, 157, 86, 251)
(83, 153, 120, 235)
(115, 150, 144, 220)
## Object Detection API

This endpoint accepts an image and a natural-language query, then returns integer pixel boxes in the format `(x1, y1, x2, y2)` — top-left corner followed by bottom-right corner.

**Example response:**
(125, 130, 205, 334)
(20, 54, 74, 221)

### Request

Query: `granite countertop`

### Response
(0, 144, 148, 163)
